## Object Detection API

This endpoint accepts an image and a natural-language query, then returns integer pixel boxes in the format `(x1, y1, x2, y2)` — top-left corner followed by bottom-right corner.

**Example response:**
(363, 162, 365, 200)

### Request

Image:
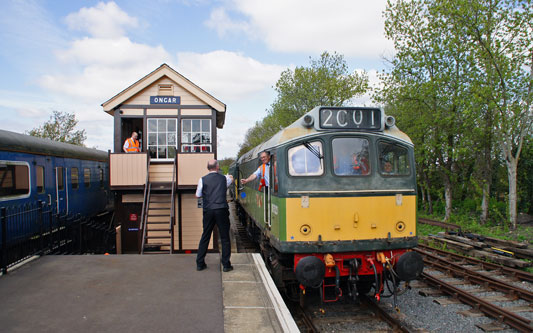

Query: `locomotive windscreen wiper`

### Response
(303, 141, 323, 160)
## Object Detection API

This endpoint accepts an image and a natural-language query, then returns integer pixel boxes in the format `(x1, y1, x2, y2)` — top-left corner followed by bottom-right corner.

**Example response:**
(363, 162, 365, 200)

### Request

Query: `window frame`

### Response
(99, 168, 104, 189)
(377, 140, 412, 177)
(331, 136, 372, 177)
(147, 118, 178, 161)
(71, 167, 79, 190)
(0, 160, 31, 201)
(84, 168, 91, 188)
(180, 118, 212, 153)
(36, 165, 45, 194)
(287, 140, 325, 177)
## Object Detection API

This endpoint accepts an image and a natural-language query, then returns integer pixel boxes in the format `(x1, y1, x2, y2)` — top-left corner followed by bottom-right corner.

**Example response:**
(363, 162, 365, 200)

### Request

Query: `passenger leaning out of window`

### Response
(123, 132, 140, 153)
(241, 151, 270, 191)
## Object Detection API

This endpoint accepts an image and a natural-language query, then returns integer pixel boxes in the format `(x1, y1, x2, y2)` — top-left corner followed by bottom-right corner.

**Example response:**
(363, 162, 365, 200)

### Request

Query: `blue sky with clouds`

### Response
(0, 0, 393, 158)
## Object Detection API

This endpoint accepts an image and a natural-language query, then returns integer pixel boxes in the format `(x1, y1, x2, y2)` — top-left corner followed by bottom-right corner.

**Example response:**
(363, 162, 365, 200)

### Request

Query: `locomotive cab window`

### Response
(288, 141, 323, 176)
(332, 138, 370, 176)
(71, 168, 79, 190)
(36, 165, 44, 193)
(84, 168, 91, 188)
(0, 161, 30, 199)
(378, 141, 410, 176)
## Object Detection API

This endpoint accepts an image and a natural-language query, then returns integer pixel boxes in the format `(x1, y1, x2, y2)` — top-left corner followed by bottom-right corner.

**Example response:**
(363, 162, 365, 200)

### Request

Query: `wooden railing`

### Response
(170, 155, 177, 254)
(140, 155, 151, 254)
(109, 153, 148, 188)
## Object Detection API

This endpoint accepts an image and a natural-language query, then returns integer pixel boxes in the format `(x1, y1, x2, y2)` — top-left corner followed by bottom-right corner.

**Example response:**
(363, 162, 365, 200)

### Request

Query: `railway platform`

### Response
(0, 252, 298, 332)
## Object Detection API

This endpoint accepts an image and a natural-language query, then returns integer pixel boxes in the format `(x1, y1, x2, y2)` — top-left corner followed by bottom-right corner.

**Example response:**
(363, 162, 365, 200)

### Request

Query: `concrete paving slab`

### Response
(224, 308, 277, 333)
(0, 254, 224, 333)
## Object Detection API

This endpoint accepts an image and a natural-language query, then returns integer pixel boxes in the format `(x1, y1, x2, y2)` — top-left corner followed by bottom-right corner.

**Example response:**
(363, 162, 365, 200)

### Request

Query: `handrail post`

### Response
(170, 154, 177, 254)
(140, 153, 151, 254)
(38, 201, 44, 254)
(1, 207, 7, 274)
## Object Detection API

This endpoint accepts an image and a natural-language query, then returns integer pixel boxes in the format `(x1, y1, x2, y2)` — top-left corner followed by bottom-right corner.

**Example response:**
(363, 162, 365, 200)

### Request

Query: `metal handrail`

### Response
(169, 155, 177, 254)
(140, 153, 151, 254)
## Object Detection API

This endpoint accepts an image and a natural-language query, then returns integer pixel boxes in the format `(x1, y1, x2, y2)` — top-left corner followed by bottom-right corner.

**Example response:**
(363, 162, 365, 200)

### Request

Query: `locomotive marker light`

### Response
(302, 114, 314, 128)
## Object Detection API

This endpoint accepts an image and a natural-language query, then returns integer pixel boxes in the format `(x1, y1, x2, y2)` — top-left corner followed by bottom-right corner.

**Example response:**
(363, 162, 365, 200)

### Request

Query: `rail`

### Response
(170, 155, 177, 254)
(140, 155, 151, 254)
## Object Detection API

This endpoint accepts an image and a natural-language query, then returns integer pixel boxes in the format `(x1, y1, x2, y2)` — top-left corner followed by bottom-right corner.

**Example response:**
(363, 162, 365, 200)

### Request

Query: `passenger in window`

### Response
(123, 132, 140, 153)
(241, 151, 270, 191)
(382, 161, 393, 174)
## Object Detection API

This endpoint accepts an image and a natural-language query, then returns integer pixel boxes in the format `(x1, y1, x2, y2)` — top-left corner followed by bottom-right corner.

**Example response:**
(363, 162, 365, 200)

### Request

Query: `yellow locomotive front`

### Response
(235, 106, 423, 304)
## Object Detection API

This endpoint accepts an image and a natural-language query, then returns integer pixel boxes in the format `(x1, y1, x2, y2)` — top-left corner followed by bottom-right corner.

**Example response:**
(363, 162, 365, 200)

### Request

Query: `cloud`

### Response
(65, 1, 139, 38)
(207, 0, 393, 59)
(176, 50, 285, 102)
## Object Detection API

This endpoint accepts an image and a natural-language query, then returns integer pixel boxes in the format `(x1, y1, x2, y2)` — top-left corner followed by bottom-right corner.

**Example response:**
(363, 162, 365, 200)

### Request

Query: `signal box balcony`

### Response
(109, 152, 214, 190)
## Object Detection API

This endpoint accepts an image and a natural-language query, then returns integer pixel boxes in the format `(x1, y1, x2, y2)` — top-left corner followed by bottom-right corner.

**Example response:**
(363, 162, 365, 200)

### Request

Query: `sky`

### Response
(0, 0, 394, 158)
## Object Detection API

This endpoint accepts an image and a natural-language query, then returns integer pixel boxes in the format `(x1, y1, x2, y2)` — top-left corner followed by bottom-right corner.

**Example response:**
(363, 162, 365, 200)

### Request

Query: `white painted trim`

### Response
(288, 189, 415, 194)
(0, 255, 40, 276)
(252, 253, 300, 333)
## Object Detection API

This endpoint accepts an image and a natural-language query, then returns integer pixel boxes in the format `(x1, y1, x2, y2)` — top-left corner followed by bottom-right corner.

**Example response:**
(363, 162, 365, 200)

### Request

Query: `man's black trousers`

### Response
(196, 208, 231, 268)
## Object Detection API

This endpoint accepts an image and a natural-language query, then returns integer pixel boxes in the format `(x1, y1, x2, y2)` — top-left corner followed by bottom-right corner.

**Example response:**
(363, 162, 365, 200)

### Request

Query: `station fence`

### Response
(0, 201, 115, 274)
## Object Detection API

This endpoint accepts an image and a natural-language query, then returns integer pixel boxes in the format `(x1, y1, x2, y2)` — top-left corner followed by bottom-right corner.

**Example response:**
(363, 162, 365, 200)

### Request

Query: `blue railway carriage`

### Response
(0, 129, 112, 258)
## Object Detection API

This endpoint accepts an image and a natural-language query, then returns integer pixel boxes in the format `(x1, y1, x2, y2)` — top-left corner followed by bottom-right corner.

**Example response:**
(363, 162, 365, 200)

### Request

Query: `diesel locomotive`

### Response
(230, 106, 423, 304)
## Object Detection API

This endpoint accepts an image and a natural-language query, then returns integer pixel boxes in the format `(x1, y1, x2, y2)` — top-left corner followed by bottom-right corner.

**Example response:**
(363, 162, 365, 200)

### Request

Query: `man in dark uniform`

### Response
(195, 159, 234, 272)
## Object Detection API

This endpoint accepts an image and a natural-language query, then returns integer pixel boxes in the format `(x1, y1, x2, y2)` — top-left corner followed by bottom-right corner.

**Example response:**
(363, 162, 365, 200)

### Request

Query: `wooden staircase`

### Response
(140, 157, 177, 254)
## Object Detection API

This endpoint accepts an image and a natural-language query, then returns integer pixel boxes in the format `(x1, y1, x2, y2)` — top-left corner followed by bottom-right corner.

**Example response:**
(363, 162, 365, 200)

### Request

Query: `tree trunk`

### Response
(507, 159, 518, 230)
(443, 174, 452, 222)
(480, 182, 490, 225)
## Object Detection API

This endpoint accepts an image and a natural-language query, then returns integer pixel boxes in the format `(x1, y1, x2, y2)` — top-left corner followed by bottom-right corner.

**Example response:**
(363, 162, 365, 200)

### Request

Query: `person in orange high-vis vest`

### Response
(123, 132, 140, 153)
(241, 151, 270, 191)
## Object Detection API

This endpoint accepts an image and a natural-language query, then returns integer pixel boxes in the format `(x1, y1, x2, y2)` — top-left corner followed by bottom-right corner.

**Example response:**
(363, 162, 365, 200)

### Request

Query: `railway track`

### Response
(415, 246, 533, 332)
(292, 294, 415, 332)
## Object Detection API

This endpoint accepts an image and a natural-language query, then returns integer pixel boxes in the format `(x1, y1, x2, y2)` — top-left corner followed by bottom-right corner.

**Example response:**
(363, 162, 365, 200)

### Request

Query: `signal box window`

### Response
(332, 138, 370, 176)
(36, 166, 45, 193)
(181, 119, 211, 153)
(288, 141, 323, 176)
(147, 118, 177, 160)
(57, 167, 64, 191)
(378, 141, 410, 176)
(0, 162, 30, 198)
(71, 168, 79, 189)
(84, 168, 91, 188)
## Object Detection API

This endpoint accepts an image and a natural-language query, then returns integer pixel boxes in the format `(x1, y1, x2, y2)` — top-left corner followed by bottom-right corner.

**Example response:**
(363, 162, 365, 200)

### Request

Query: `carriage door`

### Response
(54, 161, 66, 215)
(264, 156, 274, 229)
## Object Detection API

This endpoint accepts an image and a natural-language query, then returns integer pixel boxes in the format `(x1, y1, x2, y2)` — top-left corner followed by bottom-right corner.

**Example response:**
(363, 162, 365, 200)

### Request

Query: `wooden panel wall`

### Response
(149, 163, 175, 183)
(110, 153, 147, 186)
(123, 77, 204, 106)
(181, 193, 212, 250)
(178, 154, 214, 185)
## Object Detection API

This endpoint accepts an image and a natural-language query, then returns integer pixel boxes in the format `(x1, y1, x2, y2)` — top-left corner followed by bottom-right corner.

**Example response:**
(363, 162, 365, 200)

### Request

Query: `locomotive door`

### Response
(54, 160, 67, 215)
(264, 157, 273, 229)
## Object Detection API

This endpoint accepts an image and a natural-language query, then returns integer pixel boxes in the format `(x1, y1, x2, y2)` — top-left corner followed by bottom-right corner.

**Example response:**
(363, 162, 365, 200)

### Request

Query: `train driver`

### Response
(123, 132, 140, 153)
(241, 151, 270, 191)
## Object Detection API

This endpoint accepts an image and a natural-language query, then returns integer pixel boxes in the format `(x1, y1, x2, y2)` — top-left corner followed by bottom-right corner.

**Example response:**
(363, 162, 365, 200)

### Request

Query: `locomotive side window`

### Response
(378, 141, 411, 176)
(332, 138, 370, 176)
(36, 165, 45, 193)
(57, 167, 64, 191)
(288, 141, 323, 176)
(71, 168, 79, 190)
(84, 168, 91, 188)
(0, 162, 30, 198)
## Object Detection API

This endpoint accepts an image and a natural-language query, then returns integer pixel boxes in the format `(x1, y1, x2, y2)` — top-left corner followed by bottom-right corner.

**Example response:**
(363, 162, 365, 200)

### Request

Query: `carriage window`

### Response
(332, 138, 370, 176)
(288, 141, 323, 176)
(378, 141, 410, 176)
(0, 162, 30, 198)
(57, 167, 64, 190)
(147, 118, 177, 160)
(36, 166, 44, 193)
(99, 169, 104, 189)
(84, 168, 91, 188)
(71, 168, 79, 189)
(181, 119, 211, 153)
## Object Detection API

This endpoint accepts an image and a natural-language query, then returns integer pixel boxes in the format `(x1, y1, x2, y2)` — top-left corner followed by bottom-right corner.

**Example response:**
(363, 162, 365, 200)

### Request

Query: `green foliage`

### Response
(218, 157, 235, 175)
(27, 111, 86, 146)
(237, 51, 369, 157)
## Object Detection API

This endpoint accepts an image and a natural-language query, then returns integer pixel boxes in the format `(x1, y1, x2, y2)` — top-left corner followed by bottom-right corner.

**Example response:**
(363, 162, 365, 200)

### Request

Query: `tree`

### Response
(27, 111, 86, 146)
(238, 51, 369, 156)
